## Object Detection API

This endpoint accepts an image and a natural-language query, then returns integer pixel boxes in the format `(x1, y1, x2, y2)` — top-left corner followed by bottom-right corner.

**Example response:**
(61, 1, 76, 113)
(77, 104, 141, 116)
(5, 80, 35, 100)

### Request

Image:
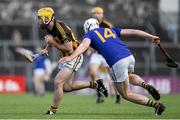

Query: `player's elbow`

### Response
(82, 38, 91, 49)
(83, 44, 89, 50)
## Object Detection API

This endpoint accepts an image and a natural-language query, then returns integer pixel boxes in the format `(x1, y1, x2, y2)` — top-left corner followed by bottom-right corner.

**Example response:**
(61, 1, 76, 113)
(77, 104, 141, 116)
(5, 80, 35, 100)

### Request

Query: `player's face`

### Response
(38, 16, 47, 29)
(92, 13, 103, 23)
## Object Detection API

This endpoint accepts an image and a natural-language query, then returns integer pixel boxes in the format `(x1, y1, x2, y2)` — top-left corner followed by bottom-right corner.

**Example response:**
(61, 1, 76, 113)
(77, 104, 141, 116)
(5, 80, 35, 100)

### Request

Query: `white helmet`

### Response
(84, 18, 99, 33)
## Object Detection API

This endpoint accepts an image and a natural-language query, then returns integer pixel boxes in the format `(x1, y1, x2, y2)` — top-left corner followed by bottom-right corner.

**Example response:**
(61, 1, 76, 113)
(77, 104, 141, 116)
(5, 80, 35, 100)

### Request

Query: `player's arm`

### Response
(59, 38, 91, 63)
(120, 29, 160, 44)
(45, 35, 71, 51)
(52, 39, 73, 52)
(55, 22, 75, 52)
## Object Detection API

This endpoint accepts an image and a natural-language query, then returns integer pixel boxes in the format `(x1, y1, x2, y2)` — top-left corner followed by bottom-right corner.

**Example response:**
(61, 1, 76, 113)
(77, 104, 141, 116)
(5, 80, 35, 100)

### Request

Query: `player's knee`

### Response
(121, 91, 130, 99)
(130, 74, 141, 80)
(63, 83, 73, 92)
(63, 87, 72, 92)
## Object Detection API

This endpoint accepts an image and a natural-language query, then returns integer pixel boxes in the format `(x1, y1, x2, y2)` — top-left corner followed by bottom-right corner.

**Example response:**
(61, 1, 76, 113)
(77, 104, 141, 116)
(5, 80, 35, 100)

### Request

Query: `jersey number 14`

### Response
(94, 28, 116, 43)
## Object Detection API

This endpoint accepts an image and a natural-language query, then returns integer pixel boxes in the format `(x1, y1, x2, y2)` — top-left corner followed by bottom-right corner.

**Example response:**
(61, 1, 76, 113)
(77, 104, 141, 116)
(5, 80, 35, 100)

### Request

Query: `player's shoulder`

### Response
(84, 31, 92, 37)
(56, 20, 67, 28)
(55, 19, 72, 31)
(83, 29, 96, 39)
(55, 19, 69, 28)
(55, 19, 64, 24)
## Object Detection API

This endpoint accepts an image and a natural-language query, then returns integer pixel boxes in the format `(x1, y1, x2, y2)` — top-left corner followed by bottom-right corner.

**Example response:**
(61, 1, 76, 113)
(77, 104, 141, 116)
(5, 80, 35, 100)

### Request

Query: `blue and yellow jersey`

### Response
(83, 28, 132, 67)
(33, 56, 48, 69)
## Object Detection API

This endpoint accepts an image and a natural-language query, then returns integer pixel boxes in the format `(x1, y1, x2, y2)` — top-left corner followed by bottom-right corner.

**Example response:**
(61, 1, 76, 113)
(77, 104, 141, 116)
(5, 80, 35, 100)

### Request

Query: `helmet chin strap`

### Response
(42, 14, 54, 29)
(44, 19, 51, 25)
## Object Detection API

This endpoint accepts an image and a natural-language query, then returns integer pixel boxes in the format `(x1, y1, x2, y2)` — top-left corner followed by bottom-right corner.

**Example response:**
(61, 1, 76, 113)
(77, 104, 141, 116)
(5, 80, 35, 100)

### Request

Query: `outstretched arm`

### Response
(121, 29, 160, 44)
(59, 38, 91, 63)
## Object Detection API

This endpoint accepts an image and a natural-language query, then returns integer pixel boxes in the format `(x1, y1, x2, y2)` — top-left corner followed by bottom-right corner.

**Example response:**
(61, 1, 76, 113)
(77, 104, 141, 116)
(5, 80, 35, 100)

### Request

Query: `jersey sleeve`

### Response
(112, 28, 122, 38)
(82, 33, 91, 40)
(82, 33, 93, 46)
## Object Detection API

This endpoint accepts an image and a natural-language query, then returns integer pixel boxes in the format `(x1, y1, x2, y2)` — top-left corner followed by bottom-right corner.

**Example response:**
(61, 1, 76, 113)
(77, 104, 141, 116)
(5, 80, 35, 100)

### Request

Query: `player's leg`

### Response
(46, 55, 83, 114)
(114, 87, 121, 104)
(111, 55, 165, 115)
(47, 67, 108, 115)
(63, 71, 98, 92)
(65, 54, 107, 95)
(38, 76, 46, 96)
(89, 53, 104, 103)
(90, 63, 101, 81)
(62, 54, 105, 92)
(33, 69, 46, 96)
(114, 77, 149, 105)
(114, 76, 165, 115)
(46, 55, 108, 115)
(46, 67, 72, 115)
(129, 74, 160, 100)
(106, 73, 121, 104)
(33, 75, 41, 95)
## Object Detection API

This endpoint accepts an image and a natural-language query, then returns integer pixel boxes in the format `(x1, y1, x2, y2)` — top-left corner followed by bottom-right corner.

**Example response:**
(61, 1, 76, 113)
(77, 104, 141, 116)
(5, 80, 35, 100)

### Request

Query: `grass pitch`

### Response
(0, 93, 180, 119)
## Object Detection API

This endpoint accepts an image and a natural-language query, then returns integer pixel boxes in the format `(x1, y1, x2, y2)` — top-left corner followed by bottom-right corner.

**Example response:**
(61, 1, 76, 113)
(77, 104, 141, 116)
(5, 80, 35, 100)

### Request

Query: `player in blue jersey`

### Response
(59, 18, 165, 115)
(90, 7, 160, 104)
(16, 47, 53, 96)
(32, 47, 52, 96)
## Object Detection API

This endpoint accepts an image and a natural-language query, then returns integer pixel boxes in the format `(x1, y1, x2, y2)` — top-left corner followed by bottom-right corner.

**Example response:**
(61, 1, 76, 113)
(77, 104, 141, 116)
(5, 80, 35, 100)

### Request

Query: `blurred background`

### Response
(0, 0, 179, 94)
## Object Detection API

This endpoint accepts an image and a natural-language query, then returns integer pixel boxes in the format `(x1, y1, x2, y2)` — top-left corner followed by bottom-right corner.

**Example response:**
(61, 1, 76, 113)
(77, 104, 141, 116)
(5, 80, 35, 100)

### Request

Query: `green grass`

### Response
(0, 93, 180, 119)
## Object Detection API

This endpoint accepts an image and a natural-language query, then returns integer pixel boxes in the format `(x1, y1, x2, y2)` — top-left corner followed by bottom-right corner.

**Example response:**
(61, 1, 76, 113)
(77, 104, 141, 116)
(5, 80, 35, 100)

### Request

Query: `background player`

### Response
(16, 47, 53, 96)
(89, 6, 121, 104)
(32, 47, 52, 96)
(59, 18, 165, 116)
(37, 7, 108, 115)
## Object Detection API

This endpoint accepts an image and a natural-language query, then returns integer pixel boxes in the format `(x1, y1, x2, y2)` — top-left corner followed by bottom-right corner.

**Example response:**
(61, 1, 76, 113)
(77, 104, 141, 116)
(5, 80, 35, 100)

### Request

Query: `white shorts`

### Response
(33, 68, 46, 76)
(58, 54, 83, 71)
(110, 55, 135, 83)
(90, 53, 111, 79)
(90, 53, 108, 67)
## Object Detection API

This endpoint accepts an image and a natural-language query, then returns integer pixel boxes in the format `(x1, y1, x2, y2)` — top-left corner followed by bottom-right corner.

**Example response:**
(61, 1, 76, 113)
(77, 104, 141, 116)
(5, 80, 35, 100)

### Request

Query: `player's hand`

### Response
(59, 56, 73, 64)
(152, 36, 160, 44)
(40, 49, 48, 56)
(45, 35, 55, 46)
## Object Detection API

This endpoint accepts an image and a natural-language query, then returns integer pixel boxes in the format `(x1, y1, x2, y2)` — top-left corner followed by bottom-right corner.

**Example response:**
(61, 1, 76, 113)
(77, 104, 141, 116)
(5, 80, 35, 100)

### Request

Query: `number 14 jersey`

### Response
(83, 28, 132, 67)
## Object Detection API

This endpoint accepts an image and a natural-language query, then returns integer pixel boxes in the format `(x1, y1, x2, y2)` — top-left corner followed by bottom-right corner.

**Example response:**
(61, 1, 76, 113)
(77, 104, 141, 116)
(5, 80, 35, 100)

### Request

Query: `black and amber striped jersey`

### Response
(46, 20, 79, 57)
(47, 20, 79, 49)
(99, 20, 113, 28)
